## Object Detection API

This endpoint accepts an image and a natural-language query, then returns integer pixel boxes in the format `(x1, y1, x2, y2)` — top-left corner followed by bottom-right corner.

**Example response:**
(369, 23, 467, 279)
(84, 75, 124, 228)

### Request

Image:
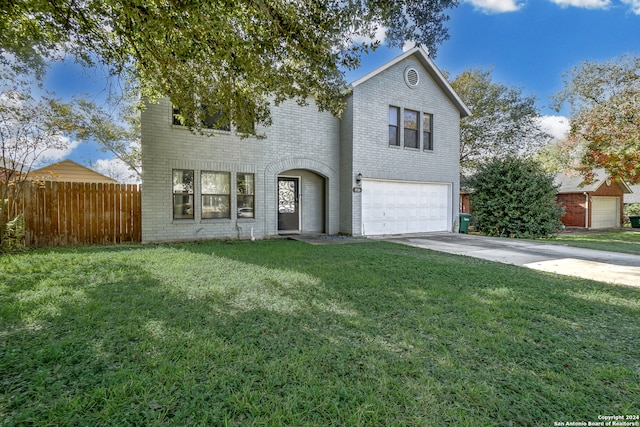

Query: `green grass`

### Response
(1, 240, 639, 426)
(544, 230, 640, 255)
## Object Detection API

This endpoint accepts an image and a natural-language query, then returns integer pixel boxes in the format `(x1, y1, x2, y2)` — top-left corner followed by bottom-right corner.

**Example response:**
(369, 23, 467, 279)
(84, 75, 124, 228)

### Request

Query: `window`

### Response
(201, 107, 231, 131)
(423, 113, 433, 151)
(237, 173, 255, 218)
(236, 100, 257, 135)
(172, 106, 230, 131)
(404, 109, 419, 149)
(173, 169, 194, 219)
(389, 106, 400, 146)
(201, 171, 230, 219)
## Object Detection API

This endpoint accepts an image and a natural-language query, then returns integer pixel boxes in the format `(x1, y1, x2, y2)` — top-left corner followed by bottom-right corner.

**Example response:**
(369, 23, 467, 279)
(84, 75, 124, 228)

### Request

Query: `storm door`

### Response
(278, 177, 300, 233)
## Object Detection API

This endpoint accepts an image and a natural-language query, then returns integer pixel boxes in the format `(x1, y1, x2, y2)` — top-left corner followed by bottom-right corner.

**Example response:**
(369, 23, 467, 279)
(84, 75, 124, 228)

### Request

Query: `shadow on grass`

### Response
(1, 241, 638, 426)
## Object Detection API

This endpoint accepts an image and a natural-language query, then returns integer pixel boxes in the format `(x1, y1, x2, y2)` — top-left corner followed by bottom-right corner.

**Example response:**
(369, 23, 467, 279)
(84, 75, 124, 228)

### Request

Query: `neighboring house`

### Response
(459, 181, 472, 214)
(0, 158, 26, 182)
(0, 166, 15, 182)
(625, 185, 640, 205)
(555, 170, 632, 229)
(28, 160, 117, 184)
(141, 46, 471, 242)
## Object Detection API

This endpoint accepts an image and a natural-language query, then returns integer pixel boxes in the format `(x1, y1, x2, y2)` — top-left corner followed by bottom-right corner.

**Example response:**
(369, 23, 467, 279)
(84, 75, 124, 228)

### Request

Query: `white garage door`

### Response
(591, 197, 620, 229)
(361, 180, 451, 235)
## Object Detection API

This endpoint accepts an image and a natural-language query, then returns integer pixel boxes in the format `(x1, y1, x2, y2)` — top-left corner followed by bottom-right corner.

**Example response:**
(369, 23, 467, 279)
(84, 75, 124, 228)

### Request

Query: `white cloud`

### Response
(621, 0, 640, 14)
(465, 0, 523, 13)
(351, 23, 387, 45)
(538, 115, 570, 140)
(37, 137, 82, 165)
(402, 40, 416, 52)
(549, 0, 610, 9)
(93, 158, 140, 184)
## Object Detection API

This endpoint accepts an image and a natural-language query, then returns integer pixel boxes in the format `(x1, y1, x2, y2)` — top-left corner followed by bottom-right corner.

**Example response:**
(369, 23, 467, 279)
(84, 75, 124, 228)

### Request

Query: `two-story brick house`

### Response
(141, 46, 471, 242)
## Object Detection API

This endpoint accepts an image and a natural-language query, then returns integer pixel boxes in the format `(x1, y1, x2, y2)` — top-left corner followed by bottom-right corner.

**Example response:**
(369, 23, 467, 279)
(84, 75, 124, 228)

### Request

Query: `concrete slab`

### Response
(379, 233, 640, 288)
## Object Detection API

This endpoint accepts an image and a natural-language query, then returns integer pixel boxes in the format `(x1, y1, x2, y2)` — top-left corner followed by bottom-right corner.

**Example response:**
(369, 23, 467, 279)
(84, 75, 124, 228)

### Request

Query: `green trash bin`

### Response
(459, 213, 472, 234)
(630, 216, 640, 228)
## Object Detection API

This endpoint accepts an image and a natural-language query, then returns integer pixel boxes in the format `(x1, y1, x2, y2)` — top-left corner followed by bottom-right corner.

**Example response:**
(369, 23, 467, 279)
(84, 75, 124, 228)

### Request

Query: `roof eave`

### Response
(349, 46, 472, 119)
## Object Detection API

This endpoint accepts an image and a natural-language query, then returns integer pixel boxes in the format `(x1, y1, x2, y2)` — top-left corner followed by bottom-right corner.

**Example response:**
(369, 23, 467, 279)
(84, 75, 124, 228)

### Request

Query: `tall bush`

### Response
(468, 156, 563, 238)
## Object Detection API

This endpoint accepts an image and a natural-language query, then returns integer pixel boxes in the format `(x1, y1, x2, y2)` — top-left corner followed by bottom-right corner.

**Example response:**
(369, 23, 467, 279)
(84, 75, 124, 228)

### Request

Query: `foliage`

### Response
(450, 68, 551, 174)
(75, 83, 141, 180)
(625, 203, 640, 219)
(1, 241, 638, 425)
(2, 0, 459, 133)
(554, 54, 640, 184)
(468, 156, 563, 238)
(0, 212, 25, 253)
(0, 68, 83, 246)
(534, 138, 585, 174)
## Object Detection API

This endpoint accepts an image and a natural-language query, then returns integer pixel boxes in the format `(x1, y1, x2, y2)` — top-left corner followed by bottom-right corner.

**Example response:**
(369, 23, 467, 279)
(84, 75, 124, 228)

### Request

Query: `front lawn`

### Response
(1, 240, 638, 426)
(546, 230, 640, 255)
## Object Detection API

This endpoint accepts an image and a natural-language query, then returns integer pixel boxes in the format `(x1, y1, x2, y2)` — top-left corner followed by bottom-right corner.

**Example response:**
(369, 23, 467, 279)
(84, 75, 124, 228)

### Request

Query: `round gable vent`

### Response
(404, 67, 419, 88)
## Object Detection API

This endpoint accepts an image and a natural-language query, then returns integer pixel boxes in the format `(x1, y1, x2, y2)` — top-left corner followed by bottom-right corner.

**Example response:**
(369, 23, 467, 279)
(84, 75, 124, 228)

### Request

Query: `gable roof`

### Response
(554, 169, 632, 194)
(625, 185, 640, 204)
(0, 158, 33, 182)
(29, 160, 117, 183)
(350, 46, 472, 118)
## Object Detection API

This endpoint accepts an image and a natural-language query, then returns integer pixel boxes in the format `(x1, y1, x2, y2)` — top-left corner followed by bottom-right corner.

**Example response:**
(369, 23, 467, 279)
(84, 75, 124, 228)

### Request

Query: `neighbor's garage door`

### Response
(361, 180, 450, 235)
(591, 196, 620, 229)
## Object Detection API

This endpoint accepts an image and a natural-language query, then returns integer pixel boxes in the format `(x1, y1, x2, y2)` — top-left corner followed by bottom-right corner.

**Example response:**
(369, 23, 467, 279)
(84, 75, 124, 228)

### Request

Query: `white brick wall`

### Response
(346, 56, 462, 235)
(142, 98, 340, 242)
(141, 51, 463, 242)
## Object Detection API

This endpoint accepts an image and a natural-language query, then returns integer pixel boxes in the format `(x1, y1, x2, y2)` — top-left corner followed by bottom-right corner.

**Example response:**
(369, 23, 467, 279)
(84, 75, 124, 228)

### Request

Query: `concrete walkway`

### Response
(378, 233, 640, 288)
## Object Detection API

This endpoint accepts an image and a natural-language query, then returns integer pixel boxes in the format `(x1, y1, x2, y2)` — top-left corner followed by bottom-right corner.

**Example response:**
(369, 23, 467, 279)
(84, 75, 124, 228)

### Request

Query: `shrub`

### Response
(1, 213, 26, 253)
(468, 156, 563, 238)
(624, 203, 640, 227)
(625, 203, 640, 217)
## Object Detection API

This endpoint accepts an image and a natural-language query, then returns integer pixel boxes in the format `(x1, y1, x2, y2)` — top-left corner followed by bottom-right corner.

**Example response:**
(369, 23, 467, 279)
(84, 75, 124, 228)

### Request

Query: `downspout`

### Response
(583, 192, 589, 229)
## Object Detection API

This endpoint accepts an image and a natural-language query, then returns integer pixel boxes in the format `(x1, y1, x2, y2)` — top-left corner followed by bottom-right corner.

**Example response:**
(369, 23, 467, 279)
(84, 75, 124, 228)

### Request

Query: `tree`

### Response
(534, 138, 584, 174)
(468, 156, 563, 238)
(450, 68, 551, 174)
(75, 84, 142, 180)
(554, 54, 640, 184)
(2, 0, 459, 133)
(0, 68, 82, 249)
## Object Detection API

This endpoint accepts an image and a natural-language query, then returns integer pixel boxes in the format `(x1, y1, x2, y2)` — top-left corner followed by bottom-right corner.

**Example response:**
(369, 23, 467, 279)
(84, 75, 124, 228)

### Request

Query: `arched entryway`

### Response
(264, 158, 338, 237)
(278, 169, 325, 234)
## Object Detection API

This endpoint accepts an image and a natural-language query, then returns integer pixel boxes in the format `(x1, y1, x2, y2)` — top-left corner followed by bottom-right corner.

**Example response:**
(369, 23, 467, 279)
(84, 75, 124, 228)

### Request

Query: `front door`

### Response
(278, 177, 300, 233)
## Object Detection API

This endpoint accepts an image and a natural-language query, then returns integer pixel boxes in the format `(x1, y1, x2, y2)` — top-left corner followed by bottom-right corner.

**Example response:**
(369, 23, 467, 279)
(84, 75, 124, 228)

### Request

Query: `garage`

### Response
(591, 196, 620, 229)
(361, 180, 451, 235)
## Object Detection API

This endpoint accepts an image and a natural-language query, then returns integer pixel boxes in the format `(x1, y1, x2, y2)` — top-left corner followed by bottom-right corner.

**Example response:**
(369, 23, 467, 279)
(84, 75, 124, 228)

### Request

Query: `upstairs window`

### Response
(389, 106, 400, 146)
(200, 107, 231, 132)
(172, 106, 230, 131)
(201, 171, 230, 219)
(423, 113, 433, 151)
(404, 109, 419, 149)
(173, 169, 194, 220)
(237, 173, 255, 218)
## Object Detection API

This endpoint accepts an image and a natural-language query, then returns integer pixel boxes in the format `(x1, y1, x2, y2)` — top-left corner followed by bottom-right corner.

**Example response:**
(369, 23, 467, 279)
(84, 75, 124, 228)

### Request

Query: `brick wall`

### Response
(347, 56, 462, 234)
(141, 51, 463, 242)
(556, 181, 626, 229)
(141, 98, 340, 242)
(557, 193, 587, 227)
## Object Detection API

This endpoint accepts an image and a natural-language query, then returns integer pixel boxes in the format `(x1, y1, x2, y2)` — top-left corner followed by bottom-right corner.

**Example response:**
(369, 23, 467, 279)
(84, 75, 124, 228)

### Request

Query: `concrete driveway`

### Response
(380, 233, 640, 288)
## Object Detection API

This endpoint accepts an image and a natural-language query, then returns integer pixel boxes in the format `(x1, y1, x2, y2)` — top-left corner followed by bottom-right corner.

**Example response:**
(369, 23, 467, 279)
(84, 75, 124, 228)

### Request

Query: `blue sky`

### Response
(42, 0, 640, 180)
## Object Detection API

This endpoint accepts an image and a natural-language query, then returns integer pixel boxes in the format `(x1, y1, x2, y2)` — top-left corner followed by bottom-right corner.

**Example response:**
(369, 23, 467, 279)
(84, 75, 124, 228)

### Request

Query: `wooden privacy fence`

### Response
(7, 181, 141, 247)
